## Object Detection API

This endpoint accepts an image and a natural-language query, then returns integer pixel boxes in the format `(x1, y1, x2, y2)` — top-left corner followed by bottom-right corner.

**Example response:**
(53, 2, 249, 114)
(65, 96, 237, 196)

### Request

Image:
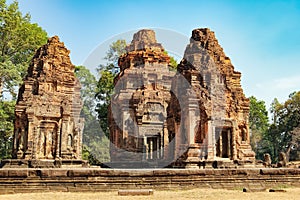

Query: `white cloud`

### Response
(273, 75, 300, 90)
(245, 75, 300, 112)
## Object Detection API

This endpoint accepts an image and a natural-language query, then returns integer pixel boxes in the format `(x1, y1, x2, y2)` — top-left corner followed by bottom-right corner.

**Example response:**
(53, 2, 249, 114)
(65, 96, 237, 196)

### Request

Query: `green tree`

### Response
(75, 66, 98, 110)
(270, 98, 282, 124)
(277, 92, 300, 161)
(75, 65, 110, 164)
(0, 100, 15, 158)
(96, 70, 115, 137)
(249, 96, 269, 160)
(95, 39, 127, 138)
(264, 92, 300, 162)
(0, 0, 47, 159)
(164, 51, 178, 70)
(169, 56, 178, 70)
(0, 0, 47, 99)
(102, 39, 127, 74)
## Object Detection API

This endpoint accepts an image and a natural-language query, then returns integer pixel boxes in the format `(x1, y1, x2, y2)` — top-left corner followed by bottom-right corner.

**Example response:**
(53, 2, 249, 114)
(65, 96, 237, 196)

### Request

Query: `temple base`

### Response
(0, 159, 88, 168)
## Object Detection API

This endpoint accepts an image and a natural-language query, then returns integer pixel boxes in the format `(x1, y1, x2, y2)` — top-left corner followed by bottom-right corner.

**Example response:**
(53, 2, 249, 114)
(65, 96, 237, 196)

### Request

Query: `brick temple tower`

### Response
(108, 30, 176, 167)
(7, 36, 85, 167)
(168, 28, 255, 167)
(108, 29, 255, 168)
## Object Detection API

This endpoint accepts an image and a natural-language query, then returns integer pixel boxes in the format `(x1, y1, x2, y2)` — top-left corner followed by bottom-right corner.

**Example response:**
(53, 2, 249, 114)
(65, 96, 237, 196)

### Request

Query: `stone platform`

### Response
(0, 168, 299, 194)
(0, 159, 88, 168)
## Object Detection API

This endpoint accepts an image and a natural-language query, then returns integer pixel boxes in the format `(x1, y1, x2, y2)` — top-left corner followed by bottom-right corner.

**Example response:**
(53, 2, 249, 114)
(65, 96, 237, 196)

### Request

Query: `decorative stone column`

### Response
(207, 120, 215, 160)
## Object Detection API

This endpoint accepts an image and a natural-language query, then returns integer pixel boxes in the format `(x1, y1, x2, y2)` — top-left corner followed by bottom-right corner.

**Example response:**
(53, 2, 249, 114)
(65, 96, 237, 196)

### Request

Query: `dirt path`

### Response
(0, 188, 300, 200)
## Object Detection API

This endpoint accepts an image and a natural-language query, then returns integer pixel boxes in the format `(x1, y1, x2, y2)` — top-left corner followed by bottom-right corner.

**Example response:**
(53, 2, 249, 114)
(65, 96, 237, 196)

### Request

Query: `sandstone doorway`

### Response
(215, 128, 232, 159)
(144, 135, 162, 160)
(37, 122, 58, 159)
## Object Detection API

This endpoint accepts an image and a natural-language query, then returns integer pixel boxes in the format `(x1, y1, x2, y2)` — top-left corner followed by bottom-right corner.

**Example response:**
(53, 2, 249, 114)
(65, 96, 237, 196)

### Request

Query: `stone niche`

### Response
(2, 36, 85, 168)
(108, 28, 255, 168)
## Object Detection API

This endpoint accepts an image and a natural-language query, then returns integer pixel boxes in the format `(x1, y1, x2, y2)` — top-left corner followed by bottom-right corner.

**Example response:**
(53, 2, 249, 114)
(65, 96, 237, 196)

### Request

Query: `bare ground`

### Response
(0, 188, 300, 200)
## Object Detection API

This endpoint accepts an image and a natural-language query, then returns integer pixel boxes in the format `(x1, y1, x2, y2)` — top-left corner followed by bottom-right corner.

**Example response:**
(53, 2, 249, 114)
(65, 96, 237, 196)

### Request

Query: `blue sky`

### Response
(12, 0, 300, 111)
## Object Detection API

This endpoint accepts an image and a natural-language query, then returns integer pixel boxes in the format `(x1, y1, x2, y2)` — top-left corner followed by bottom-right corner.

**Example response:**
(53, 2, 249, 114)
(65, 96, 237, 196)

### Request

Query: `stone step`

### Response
(118, 189, 154, 196)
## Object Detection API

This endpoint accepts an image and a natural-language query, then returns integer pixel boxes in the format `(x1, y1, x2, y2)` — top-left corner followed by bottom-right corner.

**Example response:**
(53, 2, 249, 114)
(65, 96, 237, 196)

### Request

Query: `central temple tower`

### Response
(109, 30, 175, 165)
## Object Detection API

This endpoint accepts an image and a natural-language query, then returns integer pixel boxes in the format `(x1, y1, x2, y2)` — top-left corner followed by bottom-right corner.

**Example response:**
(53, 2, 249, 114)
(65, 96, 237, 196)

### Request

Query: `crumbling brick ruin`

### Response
(109, 28, 255, 168)
(109, 30, 175, 167)
(6, 36, 84, 167)
(0, 28, 298, 195)
(169, 28, 255, 167)
(2, 28, 255, 169)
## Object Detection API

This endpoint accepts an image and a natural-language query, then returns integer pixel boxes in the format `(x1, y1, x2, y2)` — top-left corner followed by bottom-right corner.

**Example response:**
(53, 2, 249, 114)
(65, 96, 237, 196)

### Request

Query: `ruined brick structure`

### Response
(169, 28, 255, 167)
(109, 28, 255, 168)
(10, 36, 84, 167)
(109, 30, 175, 166)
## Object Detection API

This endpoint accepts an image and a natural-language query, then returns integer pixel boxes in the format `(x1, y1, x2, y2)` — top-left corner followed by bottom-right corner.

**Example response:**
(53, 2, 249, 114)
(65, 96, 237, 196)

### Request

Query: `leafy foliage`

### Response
(271, 92, 300, 161)
(255, 92, 300, 163)
(249, 96, 269, 159)
(0, 0, 47, 99)
(95, 39, 127, 138)
(102, 39, 127, 74)
(75, 65, 110, 163)
(0, 100, 15, 158)
(164, 51, 178, 70)
(249, 93, 300, 162)
(169, 56, 178, 70)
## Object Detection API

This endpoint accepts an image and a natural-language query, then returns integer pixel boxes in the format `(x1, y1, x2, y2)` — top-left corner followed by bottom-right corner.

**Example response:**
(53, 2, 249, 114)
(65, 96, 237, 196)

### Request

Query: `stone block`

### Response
(118, 189, 154, 196)
(8, 169, 28, 177)
(50, 169, 68, 177)
(68, 169, 94, 177)
(0, 169, 9, 177)
(243, 187, 267, 192)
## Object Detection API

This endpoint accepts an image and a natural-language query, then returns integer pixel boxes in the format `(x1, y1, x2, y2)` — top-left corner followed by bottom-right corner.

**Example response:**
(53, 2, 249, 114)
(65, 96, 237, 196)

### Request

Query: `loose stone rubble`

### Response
(3, 36, 85, 168)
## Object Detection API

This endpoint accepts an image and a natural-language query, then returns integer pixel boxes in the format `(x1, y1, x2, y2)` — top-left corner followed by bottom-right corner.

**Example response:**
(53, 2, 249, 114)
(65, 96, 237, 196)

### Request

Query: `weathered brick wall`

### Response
(0, 168, 299, 194)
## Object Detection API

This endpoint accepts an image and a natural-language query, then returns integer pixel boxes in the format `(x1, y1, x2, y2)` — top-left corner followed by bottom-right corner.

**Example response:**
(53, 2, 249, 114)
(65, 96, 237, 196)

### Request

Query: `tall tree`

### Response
(0, 0, 48, 99)
(0, 100, 15, 158)
(0, 0, 47, 159)
(249, 96, 269, 160)
(277, 92, 300, 161)
(95, 39, 127, 138)
(75, 65, 98, 111)
(264, 92, 300, 162)
(75, 65, 110, 163)
(102, 39, 127, 74)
